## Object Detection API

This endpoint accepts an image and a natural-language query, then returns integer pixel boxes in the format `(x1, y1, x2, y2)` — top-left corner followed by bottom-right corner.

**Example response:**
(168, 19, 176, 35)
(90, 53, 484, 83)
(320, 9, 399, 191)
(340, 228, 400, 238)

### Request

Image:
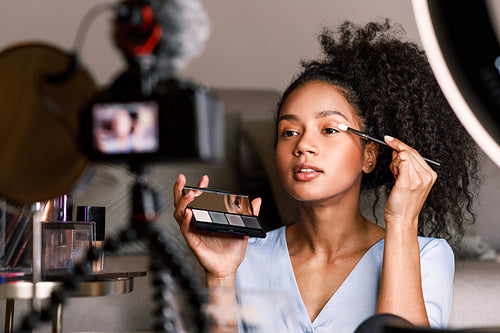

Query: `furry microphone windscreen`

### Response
(114, 0, 211, 79)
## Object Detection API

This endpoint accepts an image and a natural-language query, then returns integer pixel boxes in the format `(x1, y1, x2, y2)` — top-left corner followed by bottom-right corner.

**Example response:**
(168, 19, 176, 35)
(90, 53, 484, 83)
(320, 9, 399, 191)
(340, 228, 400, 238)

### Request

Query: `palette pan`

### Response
(183, 186, 266, 238)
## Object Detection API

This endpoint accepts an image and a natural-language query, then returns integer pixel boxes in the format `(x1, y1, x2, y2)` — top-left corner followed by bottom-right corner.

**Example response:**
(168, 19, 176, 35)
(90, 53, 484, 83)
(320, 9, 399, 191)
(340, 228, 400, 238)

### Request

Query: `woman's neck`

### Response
(286, 196, 384, 257)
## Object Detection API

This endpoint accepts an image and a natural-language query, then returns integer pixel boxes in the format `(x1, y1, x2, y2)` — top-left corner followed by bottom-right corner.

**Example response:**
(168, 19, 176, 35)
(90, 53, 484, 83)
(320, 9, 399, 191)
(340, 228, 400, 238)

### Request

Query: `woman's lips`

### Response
(293, 164, 323, 181)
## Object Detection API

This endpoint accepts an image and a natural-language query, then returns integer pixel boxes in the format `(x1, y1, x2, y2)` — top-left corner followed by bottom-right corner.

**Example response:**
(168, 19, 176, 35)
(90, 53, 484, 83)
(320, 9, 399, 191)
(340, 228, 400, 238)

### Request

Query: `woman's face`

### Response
(276, 81, 374, 204)
(112, 109, 133, 138)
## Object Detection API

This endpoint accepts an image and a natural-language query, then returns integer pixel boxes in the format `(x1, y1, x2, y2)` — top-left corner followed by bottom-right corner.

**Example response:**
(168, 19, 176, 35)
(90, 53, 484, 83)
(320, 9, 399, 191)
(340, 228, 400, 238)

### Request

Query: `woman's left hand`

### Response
(383, 135, 438, 229)
(377, 135, 437, 327)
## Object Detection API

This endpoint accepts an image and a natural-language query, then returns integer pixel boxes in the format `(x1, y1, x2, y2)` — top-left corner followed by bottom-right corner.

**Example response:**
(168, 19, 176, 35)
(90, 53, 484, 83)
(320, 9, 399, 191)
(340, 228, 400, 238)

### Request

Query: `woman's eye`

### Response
(323, 127, 338, 134)
(281, 130, 298, 137)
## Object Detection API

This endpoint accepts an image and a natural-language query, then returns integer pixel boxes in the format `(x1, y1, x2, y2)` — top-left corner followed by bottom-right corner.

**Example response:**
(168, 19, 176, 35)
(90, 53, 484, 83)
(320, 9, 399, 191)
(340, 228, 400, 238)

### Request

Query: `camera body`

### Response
(80, 78, 224, 163)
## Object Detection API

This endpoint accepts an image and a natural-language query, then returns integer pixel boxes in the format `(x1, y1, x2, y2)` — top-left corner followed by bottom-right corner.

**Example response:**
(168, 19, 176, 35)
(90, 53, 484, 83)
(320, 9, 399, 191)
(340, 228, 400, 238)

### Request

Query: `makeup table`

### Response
(0, 271, 146, 333)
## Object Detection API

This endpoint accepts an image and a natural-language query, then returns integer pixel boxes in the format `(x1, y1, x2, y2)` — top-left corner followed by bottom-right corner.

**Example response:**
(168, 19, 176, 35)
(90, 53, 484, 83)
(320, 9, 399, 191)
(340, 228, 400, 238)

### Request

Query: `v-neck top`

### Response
(236, 226, 454, 333)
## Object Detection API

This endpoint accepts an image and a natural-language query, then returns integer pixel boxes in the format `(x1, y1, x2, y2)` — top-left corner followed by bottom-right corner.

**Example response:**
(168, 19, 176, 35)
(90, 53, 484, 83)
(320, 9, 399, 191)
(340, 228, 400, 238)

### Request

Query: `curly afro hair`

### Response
(275, 19, 480, 239)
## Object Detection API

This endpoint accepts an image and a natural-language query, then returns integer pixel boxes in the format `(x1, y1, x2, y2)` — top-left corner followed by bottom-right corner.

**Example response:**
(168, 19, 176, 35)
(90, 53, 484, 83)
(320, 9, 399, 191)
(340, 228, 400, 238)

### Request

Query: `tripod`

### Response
(18, 164, 207, 333)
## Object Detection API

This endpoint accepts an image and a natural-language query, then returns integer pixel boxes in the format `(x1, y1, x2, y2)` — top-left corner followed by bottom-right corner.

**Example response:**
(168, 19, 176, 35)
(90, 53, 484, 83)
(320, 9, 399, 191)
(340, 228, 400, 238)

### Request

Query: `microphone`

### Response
(113, 0, 211, 79)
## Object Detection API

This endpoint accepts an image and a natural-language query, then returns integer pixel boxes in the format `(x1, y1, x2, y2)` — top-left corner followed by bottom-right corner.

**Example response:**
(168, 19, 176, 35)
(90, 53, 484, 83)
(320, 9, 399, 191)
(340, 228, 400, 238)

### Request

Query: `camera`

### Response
(80, 79, 224, 164)
(78, 0, 222, 165)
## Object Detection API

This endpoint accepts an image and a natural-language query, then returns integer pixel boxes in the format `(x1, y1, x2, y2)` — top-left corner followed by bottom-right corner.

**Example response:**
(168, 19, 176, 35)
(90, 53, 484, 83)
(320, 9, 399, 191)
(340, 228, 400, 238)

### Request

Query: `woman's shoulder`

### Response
(247, 226, 286, 251)
(417, 236, 453, 255)
(369, 235, 452, 250)
(370, 236, 454, 263)
(417, 236, 455, 271)
(238, 226, 289, 276)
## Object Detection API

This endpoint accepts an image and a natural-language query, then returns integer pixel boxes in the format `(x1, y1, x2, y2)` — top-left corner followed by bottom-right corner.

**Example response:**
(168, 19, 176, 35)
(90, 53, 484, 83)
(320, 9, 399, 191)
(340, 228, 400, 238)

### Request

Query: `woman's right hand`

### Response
(173, 173, 261, 288)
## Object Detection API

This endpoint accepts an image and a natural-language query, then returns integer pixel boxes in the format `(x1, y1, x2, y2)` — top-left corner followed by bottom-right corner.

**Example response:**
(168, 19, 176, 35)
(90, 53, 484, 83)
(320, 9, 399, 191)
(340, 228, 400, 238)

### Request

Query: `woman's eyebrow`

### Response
(277, 114, 297, 122)
(316, 110, 348, 121)
(278, 110, 348, 123)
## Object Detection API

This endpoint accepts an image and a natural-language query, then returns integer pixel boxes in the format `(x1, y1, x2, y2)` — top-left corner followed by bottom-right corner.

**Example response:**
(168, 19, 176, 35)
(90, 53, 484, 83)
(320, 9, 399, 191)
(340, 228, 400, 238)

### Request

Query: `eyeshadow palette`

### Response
(183, 186, 266, 238)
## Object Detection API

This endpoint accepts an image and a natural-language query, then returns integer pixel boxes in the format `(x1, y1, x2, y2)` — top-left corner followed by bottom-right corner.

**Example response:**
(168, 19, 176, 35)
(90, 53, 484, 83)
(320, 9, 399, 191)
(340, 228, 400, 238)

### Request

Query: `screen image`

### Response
(91, 101, 159, 155)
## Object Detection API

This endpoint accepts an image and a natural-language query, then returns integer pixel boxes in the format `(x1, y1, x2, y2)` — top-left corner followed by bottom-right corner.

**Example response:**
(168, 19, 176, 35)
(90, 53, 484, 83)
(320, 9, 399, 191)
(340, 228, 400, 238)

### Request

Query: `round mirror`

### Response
(0, 43, 96, 203)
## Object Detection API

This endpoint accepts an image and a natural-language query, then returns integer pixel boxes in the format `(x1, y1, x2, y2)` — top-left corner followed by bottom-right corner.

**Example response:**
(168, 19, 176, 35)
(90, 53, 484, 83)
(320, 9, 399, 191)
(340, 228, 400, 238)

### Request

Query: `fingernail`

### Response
(176, 174, 184, 184)
(385, 135, 394, 141)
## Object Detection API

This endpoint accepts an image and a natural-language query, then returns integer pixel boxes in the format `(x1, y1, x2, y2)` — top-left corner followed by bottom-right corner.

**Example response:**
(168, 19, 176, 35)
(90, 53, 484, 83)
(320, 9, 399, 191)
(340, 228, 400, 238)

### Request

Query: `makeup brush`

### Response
(337, 124, 440, 167)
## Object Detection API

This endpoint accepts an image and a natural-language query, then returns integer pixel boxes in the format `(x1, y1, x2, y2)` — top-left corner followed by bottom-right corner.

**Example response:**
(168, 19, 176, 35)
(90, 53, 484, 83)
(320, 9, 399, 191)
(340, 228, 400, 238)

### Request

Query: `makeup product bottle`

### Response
(76, 206, 106, 273)
(41, 194, 81, 276)
(43, 194, 73, 222)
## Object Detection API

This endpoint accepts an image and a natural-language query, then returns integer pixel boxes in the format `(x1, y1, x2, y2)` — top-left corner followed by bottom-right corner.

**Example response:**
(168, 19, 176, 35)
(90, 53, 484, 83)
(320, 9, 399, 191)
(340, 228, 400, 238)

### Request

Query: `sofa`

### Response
(2, 88, 500, 332)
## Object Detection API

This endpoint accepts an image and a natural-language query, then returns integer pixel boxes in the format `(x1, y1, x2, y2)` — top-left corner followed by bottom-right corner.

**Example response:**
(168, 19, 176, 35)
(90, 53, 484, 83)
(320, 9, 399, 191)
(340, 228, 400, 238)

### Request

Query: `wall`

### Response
(1, 0, 500, 250)
(0, 0, 419, 91)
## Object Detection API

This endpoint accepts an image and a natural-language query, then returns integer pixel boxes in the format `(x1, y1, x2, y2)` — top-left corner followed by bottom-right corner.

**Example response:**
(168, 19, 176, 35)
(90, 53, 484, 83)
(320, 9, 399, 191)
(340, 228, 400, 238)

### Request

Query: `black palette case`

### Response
(183, 186, 266, 238)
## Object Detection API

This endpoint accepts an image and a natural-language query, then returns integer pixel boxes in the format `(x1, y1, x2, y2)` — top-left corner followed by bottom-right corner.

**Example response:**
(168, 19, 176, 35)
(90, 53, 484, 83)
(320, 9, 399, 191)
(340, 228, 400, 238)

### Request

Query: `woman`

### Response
(173, 20, 478, 332)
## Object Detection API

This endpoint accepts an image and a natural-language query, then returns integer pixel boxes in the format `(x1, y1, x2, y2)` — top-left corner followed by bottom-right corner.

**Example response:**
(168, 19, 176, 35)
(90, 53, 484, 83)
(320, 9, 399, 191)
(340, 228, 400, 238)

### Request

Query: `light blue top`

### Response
(236, 226, 454, 333)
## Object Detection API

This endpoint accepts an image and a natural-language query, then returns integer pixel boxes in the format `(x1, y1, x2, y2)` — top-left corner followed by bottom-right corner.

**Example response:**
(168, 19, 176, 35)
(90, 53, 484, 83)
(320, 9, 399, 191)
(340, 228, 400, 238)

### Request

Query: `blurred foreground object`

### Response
(0, 43, 96, 203)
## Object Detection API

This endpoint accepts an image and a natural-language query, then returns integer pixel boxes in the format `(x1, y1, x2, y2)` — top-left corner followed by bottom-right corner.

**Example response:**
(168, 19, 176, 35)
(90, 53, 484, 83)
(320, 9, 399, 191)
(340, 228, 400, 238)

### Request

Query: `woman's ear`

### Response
(362, 142, 379, 174)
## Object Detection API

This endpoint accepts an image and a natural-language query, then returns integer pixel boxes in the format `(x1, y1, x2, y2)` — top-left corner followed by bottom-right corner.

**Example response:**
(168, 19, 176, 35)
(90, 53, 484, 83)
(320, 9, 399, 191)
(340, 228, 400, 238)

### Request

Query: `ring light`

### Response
(412, 0, 500, 167)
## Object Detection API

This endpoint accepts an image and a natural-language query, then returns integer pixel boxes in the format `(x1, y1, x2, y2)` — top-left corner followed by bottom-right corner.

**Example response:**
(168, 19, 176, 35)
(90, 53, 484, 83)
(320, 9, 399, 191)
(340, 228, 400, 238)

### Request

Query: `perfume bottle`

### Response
(76, 206, 105, 273)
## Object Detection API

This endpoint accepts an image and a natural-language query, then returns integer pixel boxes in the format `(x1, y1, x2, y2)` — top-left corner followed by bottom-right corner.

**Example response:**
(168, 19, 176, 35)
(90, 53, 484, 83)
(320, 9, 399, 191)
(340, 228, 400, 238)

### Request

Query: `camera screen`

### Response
(91, 101, 159, 155)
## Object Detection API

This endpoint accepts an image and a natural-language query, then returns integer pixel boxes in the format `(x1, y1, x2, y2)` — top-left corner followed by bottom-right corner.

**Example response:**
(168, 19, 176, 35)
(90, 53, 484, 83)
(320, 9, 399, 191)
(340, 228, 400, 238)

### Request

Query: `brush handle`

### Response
(345, 127, 440, 167)
(422, 157, 441, 167)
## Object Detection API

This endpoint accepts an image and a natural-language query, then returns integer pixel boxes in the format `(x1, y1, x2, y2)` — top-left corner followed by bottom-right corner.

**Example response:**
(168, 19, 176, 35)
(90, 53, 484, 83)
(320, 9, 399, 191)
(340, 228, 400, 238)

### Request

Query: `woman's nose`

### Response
(293, 132, 318, 156)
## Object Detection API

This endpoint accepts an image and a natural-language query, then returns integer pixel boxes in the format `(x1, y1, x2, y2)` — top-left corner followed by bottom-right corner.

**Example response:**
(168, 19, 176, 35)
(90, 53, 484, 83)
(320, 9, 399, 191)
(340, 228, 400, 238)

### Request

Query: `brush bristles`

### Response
(337, 123, 349, 131)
